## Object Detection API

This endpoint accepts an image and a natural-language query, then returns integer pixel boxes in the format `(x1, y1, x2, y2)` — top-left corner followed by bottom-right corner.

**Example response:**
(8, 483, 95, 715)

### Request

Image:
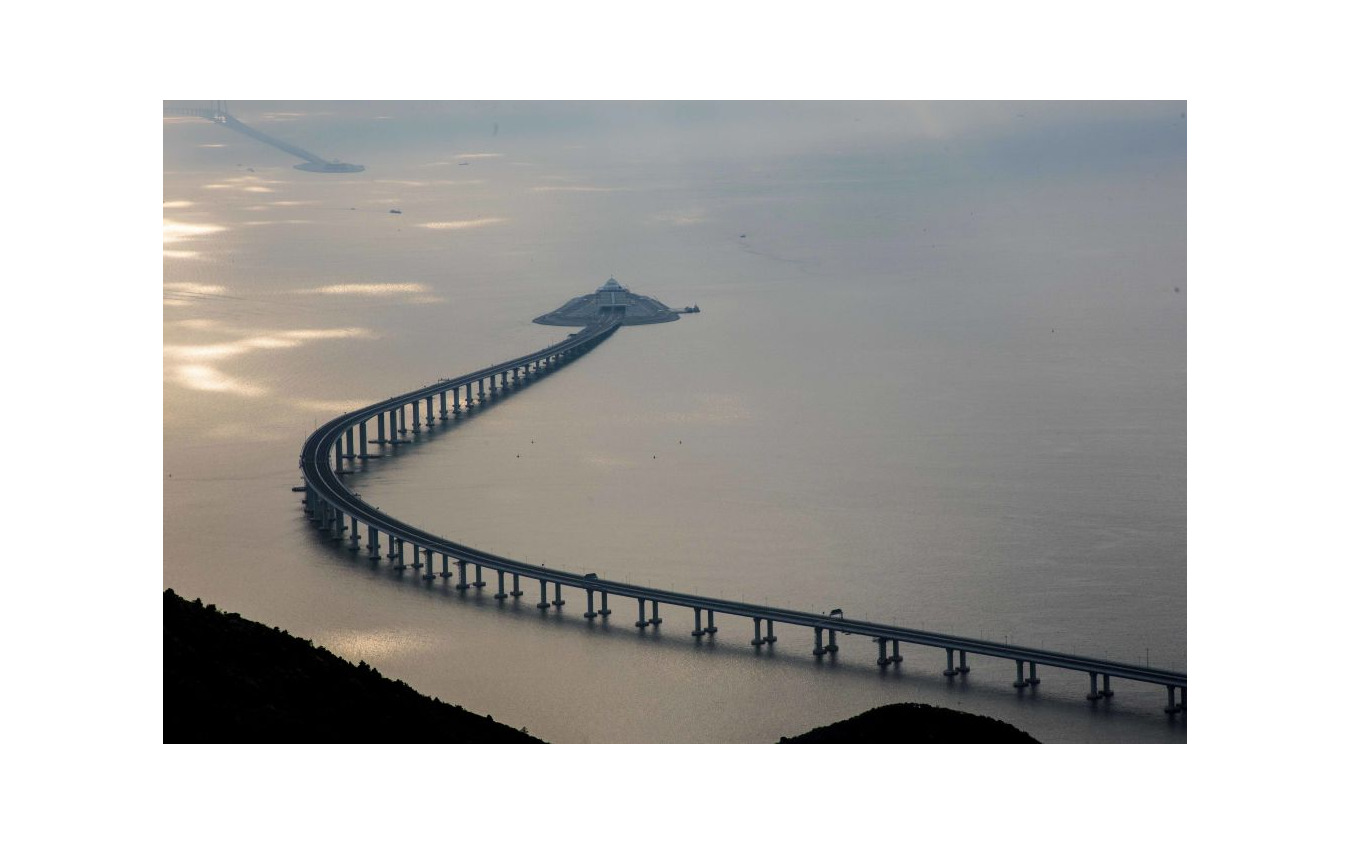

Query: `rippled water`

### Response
(164, 101, 1186, 742)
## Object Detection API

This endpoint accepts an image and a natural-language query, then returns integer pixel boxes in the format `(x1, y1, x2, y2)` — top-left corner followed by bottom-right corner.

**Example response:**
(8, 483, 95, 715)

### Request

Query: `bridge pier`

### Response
(439, 553, 451, 579)
(705, 611, 717, 635)
(636, 598, 649, 628)
(944, 648, 958, 676)
(812, 627, 826, 656)
(1087, 672, 1101, 701)
(494, 570, 508, 600)
(1100, 675, 1114, 697)
(825, 628, 837, 653)
(551, 582, 564, 607)
(890, 639, 902, 663)
(537, 580, 550, 609)
(376, 413, 386, 443)
(691, 608, 704, 637)
(958, 650, 969, 673)
(410, 544, 422, 569)
(348, 516, 361, 550)
(423, 548, 436, 580)
(456, 560, 470, 591)
(650, 601, 662, 626)
(439, 391, 448, 420)
(584, 590, 597, 619)
(346, 427, 355, 459)
(510, 573, 523, 597)
(388, 409, 398, 442)
(453, 386, 461, 415)
(752, 618, 764, 646)
(599, 592, 611, 617)
(1028, 662, 1039, 684)
(424, 396, 434, 426)
(334, 437, 344, 467)
(477, 380, 485, 404)
(392, 538, 406, 570)
(473, 564, 485, 589)
(367, 527, 380, 560)
(764, 620, 777, 644)
(876, 638, 889, 666)
(359, 423, 368, 458)
(1014, 660, 1028, 688)
(412, 402, 421, 432)
(398, 406, 407, 435)
(1164, 685, 1180, 714)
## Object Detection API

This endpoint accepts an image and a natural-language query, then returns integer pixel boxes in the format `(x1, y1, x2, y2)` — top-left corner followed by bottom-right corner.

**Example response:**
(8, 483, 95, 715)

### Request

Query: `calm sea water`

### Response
(164, 101, 1186, 742)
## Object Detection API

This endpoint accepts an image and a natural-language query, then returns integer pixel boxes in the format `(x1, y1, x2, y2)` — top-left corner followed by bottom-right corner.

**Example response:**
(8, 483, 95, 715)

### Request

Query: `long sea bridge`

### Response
(297, 316, 1187, 715)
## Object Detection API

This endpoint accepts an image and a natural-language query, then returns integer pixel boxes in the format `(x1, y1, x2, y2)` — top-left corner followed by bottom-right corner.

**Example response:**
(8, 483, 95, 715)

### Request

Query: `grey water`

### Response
(163, 101, 1186, 742)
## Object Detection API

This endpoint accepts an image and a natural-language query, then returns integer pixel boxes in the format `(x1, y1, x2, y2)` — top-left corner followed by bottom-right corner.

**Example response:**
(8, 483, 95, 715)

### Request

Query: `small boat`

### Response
(389, 209, 402, 214)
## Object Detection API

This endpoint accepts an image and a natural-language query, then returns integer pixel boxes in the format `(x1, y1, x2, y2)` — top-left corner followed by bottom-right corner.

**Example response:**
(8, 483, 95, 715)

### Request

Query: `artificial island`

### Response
(534, 277, 698, 326)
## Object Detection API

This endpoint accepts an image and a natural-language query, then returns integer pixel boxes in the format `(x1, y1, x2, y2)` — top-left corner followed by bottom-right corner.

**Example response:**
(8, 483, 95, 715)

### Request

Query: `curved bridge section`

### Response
(298, 319, 1186, 714)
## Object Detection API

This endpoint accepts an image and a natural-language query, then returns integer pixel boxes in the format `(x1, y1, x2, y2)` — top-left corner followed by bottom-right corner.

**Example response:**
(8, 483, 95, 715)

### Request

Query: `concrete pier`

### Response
(944, 648, 958, 676)
(584, 590, 597, 619)
(510, 573, 523, 597)
(537, 580, 550, 609)
(890, 639, 902, 663)
(691, 607, 704, 637)
(1014, 659, 1028, 688)
(494, 570, 508, 600)
(650, 600, 662, 626)
(551, 582, 564, 607)
(636, 598, 649, 628)
(752, 617, 764, 646)
(456, 560, 469, 591)
(812, 627, 826, 656)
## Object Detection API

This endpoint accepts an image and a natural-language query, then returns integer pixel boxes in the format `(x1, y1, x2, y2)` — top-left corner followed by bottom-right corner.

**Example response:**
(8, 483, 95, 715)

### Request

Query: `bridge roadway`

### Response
(298, 318, 1187, 714)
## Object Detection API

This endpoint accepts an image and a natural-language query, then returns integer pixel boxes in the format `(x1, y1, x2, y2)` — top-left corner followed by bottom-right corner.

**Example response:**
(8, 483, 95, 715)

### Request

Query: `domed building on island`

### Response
(534, 277, 687, 326)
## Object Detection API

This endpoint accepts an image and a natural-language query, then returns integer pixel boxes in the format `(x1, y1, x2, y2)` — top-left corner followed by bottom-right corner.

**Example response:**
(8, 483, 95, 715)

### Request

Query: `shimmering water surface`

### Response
(164, 101, 1185, 742)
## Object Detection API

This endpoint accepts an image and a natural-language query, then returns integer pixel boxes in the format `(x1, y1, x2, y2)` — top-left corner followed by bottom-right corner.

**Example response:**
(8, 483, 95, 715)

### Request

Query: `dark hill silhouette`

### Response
(164, 589, 540, 743)
(780, 702, 1038, 744)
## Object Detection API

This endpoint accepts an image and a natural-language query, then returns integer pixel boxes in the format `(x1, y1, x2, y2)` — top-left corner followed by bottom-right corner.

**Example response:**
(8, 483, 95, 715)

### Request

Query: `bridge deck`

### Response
(298, 318, 1186, 704)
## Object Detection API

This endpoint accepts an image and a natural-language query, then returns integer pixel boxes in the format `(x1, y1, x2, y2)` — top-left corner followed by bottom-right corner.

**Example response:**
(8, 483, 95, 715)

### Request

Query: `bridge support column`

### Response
(388, 410, 398, 442)
(456, 560, 470, 591)
(392, 539, 406, 570)
(600, 592, 611, 617)
(424, 396, 434, 426)
(650, 601, 662, 626)
(944, 648, 958, 676)
(510, 573, 523, 597)
(366, 527, 379, 559)
(765, 620, 777, 644)
(691, 608, 704, 637)
(423, 548, 436, 581)
(876, 638, 889, 666)
(1164, 686, 1180, 714)
(376, 414, 386, 443)
(1087, 672, 1101, 701)
(410, 544, 422, 569)
(359, 422, 368, 457)
(812, 627, 826, 656)
(825, 629, 837, 653)
(705, 611, 717, 635)
(752, 618, 764, 647)
(584, 590, 597, 619)
(636, 598, 649, 628)
(439, 554, 451, 579)
(348, 516, 361, 550)
(398, 406, 407, 435)
(1013, 660, 1028, 688)
(453, 387, 461, 415)
(412, 402, 421, 432)
(890, 639, 902, 664)
(1100, 675, 1114, 698)
(473, 564, 485, 589)
(439, 391, 448, 420)
(478, 380, 485, 403)
(1028, 662, 1039, 684)
(494, 570, 507, 600)
(551, 582, 564, 607)
(334, 438, 344, 467)
(345, 427, 355, 459)
(537, 580, 550, 609)
(958, 650, 969, 673)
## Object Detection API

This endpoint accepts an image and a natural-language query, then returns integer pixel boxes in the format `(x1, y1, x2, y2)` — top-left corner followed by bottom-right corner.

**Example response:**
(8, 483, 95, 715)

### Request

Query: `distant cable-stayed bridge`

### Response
(164, 101, 364, 173)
